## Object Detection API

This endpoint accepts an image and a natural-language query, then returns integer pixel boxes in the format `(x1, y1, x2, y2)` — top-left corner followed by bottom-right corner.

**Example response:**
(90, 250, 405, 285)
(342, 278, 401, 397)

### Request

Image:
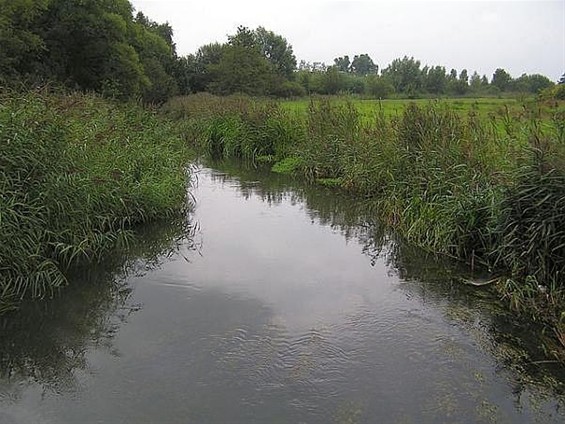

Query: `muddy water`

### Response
(0, 164, 564, 424)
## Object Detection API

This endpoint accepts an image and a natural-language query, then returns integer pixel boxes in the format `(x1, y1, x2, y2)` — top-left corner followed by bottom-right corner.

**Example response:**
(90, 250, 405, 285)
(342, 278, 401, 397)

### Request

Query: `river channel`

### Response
(1, 163, 564, 423)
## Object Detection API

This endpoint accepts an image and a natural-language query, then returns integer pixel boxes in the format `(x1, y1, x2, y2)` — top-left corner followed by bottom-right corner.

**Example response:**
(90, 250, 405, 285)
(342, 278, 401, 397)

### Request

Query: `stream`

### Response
(1, 163, 564, 423)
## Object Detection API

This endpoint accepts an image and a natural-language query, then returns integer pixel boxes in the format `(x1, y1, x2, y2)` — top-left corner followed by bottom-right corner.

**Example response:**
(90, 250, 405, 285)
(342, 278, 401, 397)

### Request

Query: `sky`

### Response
(130, 0, 565, 81)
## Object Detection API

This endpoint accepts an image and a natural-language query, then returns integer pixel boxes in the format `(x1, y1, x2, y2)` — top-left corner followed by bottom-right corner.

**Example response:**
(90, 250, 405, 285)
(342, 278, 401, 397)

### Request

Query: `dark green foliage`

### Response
(512, 73, 554, 94)
(0, 0, 49, 80)
(492, 68, 513, 92)
(0, 0, 179, 102)
(381, 56, 423, 97)
(207, 44, 275, 96)
(0, 90, 191, 310)
(333, 56, 350, 73)
(184, 26, 297, 97)
(350, 54, 378, 76)
(254, 26, 297, 79)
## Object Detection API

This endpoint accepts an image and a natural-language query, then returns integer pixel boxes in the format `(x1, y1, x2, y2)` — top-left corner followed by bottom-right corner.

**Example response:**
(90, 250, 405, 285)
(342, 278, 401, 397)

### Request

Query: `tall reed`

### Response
(0, 90, 192, 311)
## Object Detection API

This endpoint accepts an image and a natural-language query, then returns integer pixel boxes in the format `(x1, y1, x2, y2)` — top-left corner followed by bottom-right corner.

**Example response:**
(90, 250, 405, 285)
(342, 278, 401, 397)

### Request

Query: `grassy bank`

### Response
(165, 93, 565, 358)
(0, 90, 192, 312)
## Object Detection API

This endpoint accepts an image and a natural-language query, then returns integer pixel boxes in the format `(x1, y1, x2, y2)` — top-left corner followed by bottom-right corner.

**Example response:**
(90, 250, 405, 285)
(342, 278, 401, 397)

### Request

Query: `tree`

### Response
(0, 0, 49, 81)
(333, 56, 350, 72)
(321, 66, 346, 94)
(132, 12, 179, 102)
(491, 68, 512, 92)
(450, 69, 469, 95)
(207, 43, 274, 95)
(513, 73, 554, 94)
(196, 25, 297, 96)
(0, 0, 185, 101)
(459, 69, 468, 84)
(227, 25, 256, 48)
(424, 65, 447, 94)
(37, 0, 152, 98)
(558, 73, 565, 85)
(469, 71, 482, 92)
(254, 26, 296, 79)
(350, 53, 377, 76)
(382, 56, 422, 96)
(189, 42, 226, 92)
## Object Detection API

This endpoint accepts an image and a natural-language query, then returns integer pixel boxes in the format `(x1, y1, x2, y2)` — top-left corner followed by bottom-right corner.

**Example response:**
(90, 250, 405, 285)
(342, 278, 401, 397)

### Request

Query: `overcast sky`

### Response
(130, 0, 564, 81)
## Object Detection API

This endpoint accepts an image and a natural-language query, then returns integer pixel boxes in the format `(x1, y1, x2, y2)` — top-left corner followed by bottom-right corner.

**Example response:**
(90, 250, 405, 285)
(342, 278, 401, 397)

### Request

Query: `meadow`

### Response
(165, 93, 565, 357)
(280, 97, 523, 119)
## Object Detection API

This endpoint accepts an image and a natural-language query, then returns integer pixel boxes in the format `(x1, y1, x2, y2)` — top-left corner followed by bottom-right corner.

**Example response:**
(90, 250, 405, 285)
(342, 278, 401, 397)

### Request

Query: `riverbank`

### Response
(165, 93, 565, 359)
(0, 90, 193, 312)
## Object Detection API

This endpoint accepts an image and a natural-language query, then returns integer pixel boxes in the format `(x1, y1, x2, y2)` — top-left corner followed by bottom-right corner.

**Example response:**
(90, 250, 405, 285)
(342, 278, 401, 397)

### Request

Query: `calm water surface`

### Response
(1, 164, 565, 423)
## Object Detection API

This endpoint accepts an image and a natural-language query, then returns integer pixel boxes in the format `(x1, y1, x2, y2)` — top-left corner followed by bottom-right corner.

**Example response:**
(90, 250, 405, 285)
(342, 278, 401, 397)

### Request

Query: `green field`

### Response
(280, 96, 565, 119)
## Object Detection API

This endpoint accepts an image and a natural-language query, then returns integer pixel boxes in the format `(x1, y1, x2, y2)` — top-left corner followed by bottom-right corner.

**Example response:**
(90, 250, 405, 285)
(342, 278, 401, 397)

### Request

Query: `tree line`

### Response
(296, 56, 557, 98)
(1, 0, 561, 101)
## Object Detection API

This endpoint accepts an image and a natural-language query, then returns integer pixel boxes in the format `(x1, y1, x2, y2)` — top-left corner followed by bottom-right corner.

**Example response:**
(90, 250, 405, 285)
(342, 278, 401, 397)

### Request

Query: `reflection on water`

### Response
(0, 162, 564, 424)
(0, 217, 197, 420)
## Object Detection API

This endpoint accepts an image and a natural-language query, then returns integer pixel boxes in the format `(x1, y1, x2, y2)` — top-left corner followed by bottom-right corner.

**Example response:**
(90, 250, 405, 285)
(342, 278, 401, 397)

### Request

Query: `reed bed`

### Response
(0, 90, 192, 311)
(167, 93, 565, 355)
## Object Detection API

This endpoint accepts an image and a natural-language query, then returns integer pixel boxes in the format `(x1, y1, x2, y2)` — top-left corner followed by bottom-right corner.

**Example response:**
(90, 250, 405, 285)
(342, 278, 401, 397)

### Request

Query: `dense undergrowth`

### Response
(0, 90, 192, 312)
(165, 93, 565, 358)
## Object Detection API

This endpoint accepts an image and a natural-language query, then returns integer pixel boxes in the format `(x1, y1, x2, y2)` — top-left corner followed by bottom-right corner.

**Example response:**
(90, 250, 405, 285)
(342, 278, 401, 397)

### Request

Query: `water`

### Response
(1, 163, 564, 424)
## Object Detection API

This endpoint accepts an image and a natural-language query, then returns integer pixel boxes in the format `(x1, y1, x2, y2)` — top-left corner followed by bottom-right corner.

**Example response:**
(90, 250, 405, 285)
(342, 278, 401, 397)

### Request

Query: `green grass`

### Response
(280, 97, 519, 119)
(279, 97, 565, 132)
(0, 90, 193, 311)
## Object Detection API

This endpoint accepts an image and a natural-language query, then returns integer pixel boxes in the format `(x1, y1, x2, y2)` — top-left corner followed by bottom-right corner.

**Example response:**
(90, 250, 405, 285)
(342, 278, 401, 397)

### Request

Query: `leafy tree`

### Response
(559, 73, 565, 85)
(35, 0, 138, 94)
(492, 68, 512, 92)
(189, 42, 226, 92)
(350, 53, 377, 75)
(173, 54, 197, 94)
(382, 56, 422, 96)
(448, 69, 469, 96)
(344, 74, 365, 94)
(459, 69, 468, 84)
(424, 65, 447, 94)
(132, 12, 179, 102)
(0, 0, 48, 81)
(207, 43, 274, 95)
(333, 56, 350, 73)
(321, 66, 346, 94)
(227, 25, 256, 49)
(512, 73, 554, 94)
(469, 71, 485, 93)
(254, 26, 296, 79)
(191, 25, 297, 96)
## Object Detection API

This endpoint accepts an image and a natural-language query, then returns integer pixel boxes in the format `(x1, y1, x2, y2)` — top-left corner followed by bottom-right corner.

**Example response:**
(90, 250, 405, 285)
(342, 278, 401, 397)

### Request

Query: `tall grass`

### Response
(163, 93, 304, 163)
(0, 90, 192, 311)
(168, 93, 565, 352)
